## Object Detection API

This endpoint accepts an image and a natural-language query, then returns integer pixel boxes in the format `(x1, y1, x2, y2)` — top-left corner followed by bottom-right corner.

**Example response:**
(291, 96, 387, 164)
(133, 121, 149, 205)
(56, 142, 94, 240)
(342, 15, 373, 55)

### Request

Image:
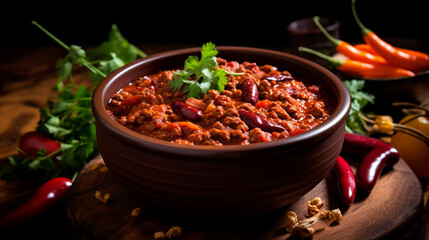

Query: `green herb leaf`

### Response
(344, 79, 375, 134)
(0, 22, 145, 183)
(55, 45, 86, 81)
(87, 24, 146, 63)
(168, 42, 241, 99)
(88, 53, 126, 83)
(214, 68, 228, 93)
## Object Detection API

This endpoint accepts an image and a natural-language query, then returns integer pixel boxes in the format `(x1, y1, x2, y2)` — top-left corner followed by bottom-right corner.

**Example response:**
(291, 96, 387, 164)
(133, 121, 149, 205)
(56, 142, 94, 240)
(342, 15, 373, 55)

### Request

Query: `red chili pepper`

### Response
(18, 131, 61, 160)
(173, 101, 203, 120)
(342, 133, 400, 193)
(238, 109, 286, 133)
(261, 74, 294, 83)
(334, 156, 357, 205)
(352, 0, 429, 73)
(356, 145, 399, 192)
(0, 177, 72, 228)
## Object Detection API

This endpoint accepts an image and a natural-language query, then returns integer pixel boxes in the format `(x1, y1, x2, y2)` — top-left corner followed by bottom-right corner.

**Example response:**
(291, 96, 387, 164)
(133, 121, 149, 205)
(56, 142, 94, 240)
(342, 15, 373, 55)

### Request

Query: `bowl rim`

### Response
(92, 46, 351, 157)
(287, 17, 340, 35)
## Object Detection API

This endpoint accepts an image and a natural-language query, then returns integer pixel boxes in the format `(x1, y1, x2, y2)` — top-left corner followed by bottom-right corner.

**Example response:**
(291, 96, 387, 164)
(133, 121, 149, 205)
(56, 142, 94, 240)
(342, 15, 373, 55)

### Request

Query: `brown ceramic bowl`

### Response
(287, 17, 340, 53)
(92, 46, 351, 216)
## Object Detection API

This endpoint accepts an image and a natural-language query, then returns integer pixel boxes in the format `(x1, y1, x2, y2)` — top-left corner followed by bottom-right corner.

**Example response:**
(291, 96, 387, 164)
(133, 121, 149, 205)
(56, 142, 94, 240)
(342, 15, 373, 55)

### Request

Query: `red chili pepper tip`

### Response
(0, 177, 73, 228)
(335, 156, 357, 205)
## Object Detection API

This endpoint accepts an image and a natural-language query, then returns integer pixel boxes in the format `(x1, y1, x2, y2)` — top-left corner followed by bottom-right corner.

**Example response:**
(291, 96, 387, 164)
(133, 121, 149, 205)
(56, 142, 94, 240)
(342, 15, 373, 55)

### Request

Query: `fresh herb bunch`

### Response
(344, 79, 375, 134)
(168, 42, 242, 98)
(0, 22, 145, 183)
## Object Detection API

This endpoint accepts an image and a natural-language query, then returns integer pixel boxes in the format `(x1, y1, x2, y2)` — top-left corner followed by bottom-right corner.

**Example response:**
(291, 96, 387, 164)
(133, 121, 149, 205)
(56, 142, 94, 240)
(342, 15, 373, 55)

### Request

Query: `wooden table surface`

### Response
(1, 45, 429, 239)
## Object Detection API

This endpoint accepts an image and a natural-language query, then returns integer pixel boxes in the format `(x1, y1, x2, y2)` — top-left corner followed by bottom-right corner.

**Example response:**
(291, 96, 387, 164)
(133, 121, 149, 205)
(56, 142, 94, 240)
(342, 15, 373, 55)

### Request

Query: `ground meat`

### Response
(209, 128, 230, 142)
(222, 116, 244, 128)
(202, 106, 225, 126)
(248, 128, 265, 143)
(268, 104, 291, 120)
(106, 57, 334, 145)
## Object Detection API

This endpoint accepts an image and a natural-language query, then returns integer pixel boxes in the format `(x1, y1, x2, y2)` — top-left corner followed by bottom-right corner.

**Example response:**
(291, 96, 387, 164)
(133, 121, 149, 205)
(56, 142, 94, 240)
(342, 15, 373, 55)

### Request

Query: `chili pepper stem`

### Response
(298, 47, 343, 67)
(358, 113, 373, 133)
(358, 113, 429, 145)
(71, 171, 78, 182)
(394, 127, 429, 146)
(351, 0, 429, 72)
(313, 16, 341, 46)
(351, 0, 371, 36)
(393, 102, 429, 115)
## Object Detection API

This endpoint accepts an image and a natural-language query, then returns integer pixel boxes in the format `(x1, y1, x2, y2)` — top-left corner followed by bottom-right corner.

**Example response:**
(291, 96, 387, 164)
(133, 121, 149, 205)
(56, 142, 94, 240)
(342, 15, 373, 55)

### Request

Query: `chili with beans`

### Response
(106, 58, 334, 145)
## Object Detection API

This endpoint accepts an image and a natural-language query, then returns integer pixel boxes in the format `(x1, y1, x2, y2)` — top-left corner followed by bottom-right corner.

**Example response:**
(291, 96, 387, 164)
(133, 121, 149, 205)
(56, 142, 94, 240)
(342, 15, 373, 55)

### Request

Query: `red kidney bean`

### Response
(241, 79, 259, 105)
(172, 101, 203, 120)
(262, 74, 294, 82)
(334, 156, 356, 205)
(238, 109, 286, 133)
(342, 133, 400, 193)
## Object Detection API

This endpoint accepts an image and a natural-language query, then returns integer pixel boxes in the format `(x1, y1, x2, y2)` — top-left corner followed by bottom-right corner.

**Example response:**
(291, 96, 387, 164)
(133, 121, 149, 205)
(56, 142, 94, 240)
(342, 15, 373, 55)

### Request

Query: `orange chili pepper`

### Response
(356, 43, 429, 63)
(352, 0, 429, 73)
(299, 46, 415, 79)
(313, 16, 388, 66)
(354, 44, 379, 55)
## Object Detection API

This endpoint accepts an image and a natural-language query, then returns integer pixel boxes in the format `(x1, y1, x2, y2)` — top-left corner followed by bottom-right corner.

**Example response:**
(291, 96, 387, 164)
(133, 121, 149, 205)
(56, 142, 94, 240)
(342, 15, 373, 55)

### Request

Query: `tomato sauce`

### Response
(106, 58, 334, 145)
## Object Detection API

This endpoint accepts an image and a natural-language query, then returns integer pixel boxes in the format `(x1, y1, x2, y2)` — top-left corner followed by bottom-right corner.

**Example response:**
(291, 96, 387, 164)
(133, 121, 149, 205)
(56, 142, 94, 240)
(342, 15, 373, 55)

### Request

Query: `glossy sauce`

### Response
(106, 58, 334, 145)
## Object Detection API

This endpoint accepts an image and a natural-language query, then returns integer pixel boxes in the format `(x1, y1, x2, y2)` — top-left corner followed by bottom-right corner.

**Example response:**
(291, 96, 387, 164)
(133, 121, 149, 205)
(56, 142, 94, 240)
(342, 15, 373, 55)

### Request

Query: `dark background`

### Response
(2, 0, 428, 51)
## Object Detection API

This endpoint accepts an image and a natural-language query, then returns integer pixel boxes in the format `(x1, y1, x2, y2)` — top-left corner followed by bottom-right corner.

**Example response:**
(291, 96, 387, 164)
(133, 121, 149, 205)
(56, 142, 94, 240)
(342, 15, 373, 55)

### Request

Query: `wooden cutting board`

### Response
(67, 155, 423, 240)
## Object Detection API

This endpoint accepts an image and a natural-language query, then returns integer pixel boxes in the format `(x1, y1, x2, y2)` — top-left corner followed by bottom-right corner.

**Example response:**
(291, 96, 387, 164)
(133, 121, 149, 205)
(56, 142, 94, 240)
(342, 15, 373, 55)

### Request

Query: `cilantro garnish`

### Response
(86, 24, 147, 83)
(344, 79, 375, 134)
(168, 42, 242, 99)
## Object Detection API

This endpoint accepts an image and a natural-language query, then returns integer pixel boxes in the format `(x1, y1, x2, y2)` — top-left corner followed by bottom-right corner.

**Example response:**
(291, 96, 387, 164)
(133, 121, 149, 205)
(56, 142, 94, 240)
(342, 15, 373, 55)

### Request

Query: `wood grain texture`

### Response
(67, 156, 423, 240)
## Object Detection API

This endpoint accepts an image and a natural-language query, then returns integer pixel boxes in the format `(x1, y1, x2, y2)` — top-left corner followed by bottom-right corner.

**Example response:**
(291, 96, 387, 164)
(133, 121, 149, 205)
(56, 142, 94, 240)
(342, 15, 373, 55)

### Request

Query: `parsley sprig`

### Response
(344, 79, 375, 134)
(0, 22, 145, 183)
(168, 42, 242, 98)
(32, 21, 106, 83)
